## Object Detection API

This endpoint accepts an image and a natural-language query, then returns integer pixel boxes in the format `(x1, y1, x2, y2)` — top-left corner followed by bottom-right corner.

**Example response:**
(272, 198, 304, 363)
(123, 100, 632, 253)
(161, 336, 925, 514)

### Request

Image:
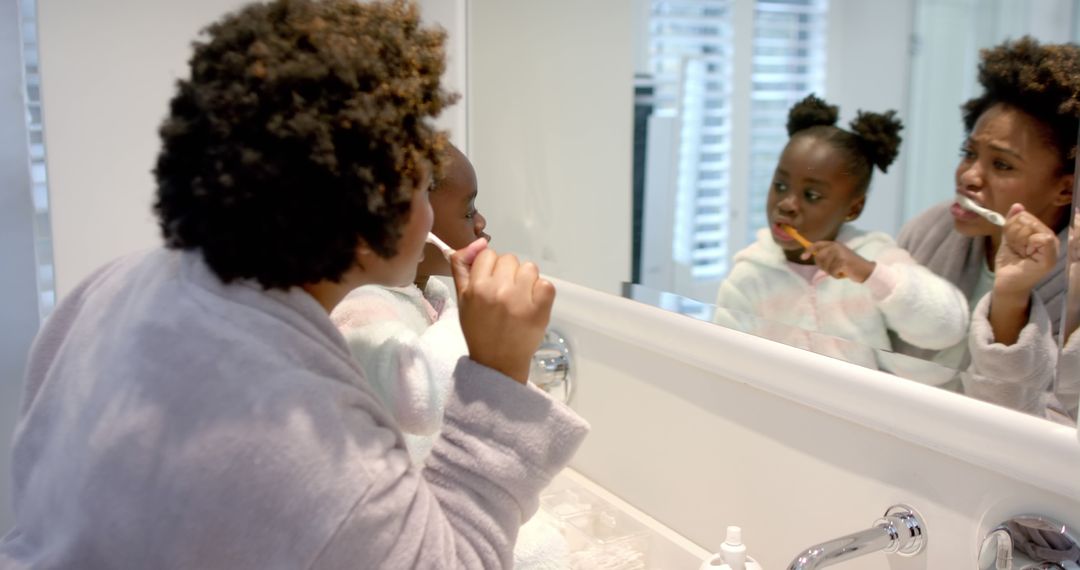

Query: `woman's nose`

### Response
(958, 161, 983, 188)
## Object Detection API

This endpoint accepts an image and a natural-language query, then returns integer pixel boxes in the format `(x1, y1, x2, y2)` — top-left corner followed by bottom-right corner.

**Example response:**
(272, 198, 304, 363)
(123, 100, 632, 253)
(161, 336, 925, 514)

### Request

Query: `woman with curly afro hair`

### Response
(714, 94, 969, 377)
(899, 36, 1080, 420)
(1, 1, 586, 567)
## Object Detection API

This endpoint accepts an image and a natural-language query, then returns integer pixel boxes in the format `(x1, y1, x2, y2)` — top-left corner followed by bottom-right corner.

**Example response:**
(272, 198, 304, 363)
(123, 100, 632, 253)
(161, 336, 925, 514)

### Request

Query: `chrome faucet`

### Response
(787, 505, 926, 569)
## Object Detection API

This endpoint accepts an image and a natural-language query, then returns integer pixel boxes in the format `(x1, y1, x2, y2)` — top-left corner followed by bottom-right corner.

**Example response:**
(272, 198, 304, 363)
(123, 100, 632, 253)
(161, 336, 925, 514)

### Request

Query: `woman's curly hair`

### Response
(785, 93, 903, 195)
(154, 0, 456, 289)
(962, 36, 1080, 174)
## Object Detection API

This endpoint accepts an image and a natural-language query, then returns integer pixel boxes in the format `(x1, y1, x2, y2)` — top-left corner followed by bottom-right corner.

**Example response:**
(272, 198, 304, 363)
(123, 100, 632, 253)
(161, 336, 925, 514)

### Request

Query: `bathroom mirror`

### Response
(468, 0, 1080, 424)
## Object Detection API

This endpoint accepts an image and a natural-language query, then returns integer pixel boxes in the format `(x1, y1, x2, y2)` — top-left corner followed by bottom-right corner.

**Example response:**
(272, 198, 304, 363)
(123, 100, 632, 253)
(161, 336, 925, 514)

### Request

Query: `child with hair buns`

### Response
(714, 94, 969, 371)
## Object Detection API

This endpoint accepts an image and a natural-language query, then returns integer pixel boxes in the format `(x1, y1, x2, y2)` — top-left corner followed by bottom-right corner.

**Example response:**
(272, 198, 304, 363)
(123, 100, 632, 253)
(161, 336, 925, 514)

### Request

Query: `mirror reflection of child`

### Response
(714, 95, 970, 373)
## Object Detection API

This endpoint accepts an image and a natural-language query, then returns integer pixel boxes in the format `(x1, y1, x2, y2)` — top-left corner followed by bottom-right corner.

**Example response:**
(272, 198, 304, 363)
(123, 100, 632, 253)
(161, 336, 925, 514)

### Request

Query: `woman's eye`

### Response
(465, 210, 476, 220)
(959, 147, 975, 160)
(993, 160, 1013, 171)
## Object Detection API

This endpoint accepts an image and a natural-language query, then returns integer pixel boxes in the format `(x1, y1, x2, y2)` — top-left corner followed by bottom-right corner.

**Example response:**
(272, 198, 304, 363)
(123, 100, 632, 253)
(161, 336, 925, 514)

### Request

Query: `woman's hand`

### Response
(994, 203, 1060, 297)
(803, 241, 876, 282)
(450, 238, 556, 384)
(989, 203, 1060, 345)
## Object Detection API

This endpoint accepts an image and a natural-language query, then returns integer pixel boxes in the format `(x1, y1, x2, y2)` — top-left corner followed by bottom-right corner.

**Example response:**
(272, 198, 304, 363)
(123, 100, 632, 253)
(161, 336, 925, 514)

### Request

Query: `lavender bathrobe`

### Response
(897, 202, 1067, 417)
(0, 248, 588, 569)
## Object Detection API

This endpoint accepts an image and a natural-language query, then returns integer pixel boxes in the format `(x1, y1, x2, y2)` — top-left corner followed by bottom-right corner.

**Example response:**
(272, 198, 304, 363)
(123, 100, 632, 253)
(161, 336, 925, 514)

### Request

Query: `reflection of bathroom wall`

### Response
(554, 279, 1080, 568)
(0, 0, 41, 533)
(469, 0, 634, 295)
(824, 0, 914, 238)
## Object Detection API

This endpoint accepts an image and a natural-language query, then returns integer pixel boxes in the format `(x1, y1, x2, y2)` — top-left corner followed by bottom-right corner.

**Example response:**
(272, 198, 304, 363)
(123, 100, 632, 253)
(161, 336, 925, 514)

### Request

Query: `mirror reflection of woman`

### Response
(714, 95, 970, 376)
(898, 37, 1080, 420)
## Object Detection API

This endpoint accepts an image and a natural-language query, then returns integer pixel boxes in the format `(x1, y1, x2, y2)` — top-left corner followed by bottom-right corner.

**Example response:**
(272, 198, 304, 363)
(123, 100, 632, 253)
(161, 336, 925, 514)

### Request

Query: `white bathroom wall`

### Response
(468, 0, 635, 296)
(552, 281, 1080, 568)
(0, 0, 41, 532)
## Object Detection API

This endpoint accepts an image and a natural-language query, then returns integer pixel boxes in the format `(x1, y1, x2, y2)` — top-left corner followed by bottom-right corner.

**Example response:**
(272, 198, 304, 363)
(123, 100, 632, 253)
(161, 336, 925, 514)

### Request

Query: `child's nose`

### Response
(474, 212, 487, 235)
(777, 195, 798, 215)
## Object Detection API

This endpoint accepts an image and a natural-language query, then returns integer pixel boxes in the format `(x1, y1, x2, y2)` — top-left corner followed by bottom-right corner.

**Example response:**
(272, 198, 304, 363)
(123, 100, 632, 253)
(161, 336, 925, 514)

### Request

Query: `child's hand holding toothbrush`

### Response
(783, 225, 874, 282)
(801, 241, 876, 283)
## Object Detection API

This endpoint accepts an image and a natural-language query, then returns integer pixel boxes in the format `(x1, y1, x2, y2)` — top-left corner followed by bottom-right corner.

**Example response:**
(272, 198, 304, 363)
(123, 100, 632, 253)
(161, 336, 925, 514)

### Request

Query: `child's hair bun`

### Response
(849, 110, 904, 173)
(786, 93, 839, 136)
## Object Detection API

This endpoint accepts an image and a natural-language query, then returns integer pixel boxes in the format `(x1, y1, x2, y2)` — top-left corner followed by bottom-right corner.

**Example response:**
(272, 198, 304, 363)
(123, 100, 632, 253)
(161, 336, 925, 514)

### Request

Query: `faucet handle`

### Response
(876, 505, 926, 556)
(530, 329, 574, 404)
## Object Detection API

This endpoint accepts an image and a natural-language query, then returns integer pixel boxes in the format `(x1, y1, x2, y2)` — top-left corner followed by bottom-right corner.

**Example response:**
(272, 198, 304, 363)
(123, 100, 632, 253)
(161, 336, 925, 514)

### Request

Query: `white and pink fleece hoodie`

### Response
(714, 225, 970, 379)
(330, 277, 465, 464)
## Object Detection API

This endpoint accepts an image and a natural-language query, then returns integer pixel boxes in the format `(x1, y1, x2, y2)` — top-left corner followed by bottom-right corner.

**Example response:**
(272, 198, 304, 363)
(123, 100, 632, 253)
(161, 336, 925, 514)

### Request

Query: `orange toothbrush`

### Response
(780, 224, 813, 249)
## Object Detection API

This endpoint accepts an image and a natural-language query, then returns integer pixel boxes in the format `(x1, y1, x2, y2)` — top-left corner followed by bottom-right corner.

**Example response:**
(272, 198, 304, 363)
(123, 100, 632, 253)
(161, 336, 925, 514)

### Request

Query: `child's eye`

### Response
(772, 182, 788, 193)
(804, 190, 822, 203)
(465, 210, 476, 220)
(959, 146, 975, 160)
(993, 160, 1013, 171)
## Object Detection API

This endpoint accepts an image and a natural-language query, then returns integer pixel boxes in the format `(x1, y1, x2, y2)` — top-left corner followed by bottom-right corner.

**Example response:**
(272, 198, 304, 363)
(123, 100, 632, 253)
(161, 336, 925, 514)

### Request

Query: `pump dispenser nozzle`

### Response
(721, 526, 747, 570)
(699, 526, 763, 570)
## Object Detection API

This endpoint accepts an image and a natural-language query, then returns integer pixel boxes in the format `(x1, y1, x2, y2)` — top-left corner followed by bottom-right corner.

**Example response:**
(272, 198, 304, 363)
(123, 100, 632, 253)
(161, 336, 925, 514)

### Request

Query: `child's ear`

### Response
(1052, 173, 1075, 207)
(845, 194, 866, 222)
(353, 240, 375, 271)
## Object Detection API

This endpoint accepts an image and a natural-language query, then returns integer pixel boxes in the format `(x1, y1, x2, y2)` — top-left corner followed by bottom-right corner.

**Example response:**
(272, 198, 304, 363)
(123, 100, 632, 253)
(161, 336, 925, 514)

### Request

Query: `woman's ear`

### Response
(1053, 173, 1076, 207)
(845, 194, 867, 221)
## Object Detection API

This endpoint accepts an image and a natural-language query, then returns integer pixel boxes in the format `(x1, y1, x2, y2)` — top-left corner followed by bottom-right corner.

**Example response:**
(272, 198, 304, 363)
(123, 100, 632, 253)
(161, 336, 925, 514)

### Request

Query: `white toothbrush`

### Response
(426, 232, 455, 260)
(957, 195, 1005, 227)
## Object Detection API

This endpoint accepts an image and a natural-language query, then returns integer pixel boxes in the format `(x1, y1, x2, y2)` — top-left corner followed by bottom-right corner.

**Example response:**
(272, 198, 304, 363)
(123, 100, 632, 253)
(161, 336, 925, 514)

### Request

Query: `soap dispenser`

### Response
(698, 526, 763, 570)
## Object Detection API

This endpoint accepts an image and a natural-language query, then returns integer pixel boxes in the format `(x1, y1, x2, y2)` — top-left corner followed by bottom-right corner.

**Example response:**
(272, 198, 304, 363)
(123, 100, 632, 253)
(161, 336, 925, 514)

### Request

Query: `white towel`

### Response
(514, 511, 571, 570)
